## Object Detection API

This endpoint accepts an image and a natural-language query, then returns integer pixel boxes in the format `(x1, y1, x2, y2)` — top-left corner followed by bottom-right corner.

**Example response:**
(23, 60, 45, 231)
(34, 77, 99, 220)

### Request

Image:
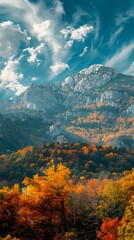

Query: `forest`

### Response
(0, 161, 133, 239)
(0, 143, 134, 239)
(0, 143, 134, 186)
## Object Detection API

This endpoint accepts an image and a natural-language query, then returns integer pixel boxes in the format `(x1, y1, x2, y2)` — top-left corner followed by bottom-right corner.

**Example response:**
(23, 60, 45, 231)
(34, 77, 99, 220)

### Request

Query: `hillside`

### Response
(0, 142, 134, 186)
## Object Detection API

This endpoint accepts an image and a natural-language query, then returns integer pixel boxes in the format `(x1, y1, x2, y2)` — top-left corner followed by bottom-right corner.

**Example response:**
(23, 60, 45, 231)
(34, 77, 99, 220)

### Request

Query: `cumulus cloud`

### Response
(105, 42, 134, 69)
(23, 43, 45, 64)
(0, 58, 27, 95)
(70, 25, 93, 41)
(50, 62, 69, 76)
(61, 24, 93, 48)
(0, 21, 28, 58)
(0, 0, 93, 86)
(31, 77, 39, 81)
(33, 21, 51, 41)
(79, 46, 88, 57)
(0, 0, 66, 65)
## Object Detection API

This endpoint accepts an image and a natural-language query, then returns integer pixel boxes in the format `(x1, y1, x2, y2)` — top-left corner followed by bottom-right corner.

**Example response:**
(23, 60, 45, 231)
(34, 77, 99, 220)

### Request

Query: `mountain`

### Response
(0, 64, 134, 152)
(62, 64, 134, 110)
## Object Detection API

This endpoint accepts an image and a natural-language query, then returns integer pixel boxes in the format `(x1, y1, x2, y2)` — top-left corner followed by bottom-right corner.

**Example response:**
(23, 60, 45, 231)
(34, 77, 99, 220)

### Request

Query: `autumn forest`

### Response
(0, 143, 134, 239)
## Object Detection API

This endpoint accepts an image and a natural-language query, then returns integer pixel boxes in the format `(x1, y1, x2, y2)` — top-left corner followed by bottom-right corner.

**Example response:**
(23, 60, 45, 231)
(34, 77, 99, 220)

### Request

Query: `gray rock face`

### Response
(126, 104, 134, 117)
(3, 64, 134, 116)
(23, 84, 59, 112)
(49, 122, 67, 139)
(62, 64, 117, 92)
(6, 83, 65, 118)
(99, 90, 129, 107)
(56, 135, 67, 144)
(0, 64, 134, 150)
(61, 64, 134, 109)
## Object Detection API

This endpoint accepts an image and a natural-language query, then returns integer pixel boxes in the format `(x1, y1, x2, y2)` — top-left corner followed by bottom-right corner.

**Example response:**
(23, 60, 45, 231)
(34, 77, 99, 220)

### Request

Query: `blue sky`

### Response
(0, 0, 134, 96)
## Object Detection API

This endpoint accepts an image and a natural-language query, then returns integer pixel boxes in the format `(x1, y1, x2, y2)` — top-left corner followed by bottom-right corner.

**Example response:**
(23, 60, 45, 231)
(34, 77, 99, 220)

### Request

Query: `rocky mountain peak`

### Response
(0, 64, 134, 151)
(79, 64, 103, 74)
(62, 64, 119, 93)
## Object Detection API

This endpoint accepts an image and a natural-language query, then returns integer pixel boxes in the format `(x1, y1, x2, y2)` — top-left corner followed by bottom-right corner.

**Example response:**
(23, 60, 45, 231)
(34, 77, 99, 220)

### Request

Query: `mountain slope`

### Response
(62, 64, 134, 112)
(0, 64, 134, 152)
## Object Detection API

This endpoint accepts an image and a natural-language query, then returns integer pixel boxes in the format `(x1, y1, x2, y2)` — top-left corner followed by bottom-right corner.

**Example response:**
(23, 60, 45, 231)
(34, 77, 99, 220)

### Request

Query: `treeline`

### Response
(0, 163, 133, 239)
(0, 143, 134, 186)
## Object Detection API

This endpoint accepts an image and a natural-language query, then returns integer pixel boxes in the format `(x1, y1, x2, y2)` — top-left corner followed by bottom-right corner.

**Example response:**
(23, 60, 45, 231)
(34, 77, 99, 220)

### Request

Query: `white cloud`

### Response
(31, 77, 39, 81)
(55, 0, 65, 14)
(23, 43, 45, 64)
(65, 40, 74, 48)
(0, 0, 23, 9)
(71, 25, 93, 41)
(0, 59, 23, 82)
(50, 62, 69, 76)
(0, 0, 66, 64)
(0, 0, 70, 90)
(72, 7, 89, 25)
(33, 21, 51, 41)
(116, 8, 134, 26)
(124, 62, 134, 76)
(0, 0, 93, 82)
(0, 58, 27, 95)
(79, 46, 88, 57)
(0, 21, 28, 58)
(109, 27, 123, 46)
(0, 0, 41, 26)
(61, 24, 93, 48)
(94, 15, 101, 42)
(105, 42, 134, 68)
(33, 21, 62, 61)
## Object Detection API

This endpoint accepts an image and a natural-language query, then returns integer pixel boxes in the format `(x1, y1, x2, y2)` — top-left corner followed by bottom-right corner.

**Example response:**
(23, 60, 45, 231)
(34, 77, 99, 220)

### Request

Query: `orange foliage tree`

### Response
(20, 162, 72, 239)
(97, 217, 122, 240)
(0, 184, 21, 236)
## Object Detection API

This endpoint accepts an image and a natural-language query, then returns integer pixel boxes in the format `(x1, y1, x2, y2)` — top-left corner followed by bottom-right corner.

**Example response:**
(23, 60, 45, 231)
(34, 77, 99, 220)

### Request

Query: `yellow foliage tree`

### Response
(118, 197, 134, 240)
(0, 235, 20, 240)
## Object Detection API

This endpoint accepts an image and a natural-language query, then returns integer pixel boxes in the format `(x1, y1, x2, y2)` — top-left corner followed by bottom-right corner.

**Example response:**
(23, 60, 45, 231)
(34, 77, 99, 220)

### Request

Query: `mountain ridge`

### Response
(0, 64, 134, 152)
